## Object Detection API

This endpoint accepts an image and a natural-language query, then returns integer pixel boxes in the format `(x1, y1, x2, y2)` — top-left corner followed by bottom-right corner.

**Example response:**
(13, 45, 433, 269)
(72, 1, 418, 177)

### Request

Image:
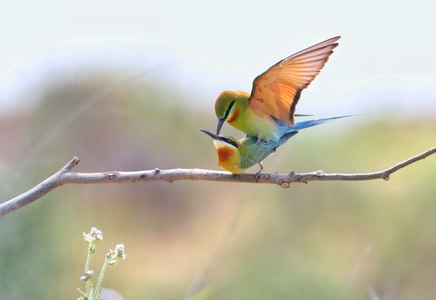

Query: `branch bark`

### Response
(1, 146, 435, 218)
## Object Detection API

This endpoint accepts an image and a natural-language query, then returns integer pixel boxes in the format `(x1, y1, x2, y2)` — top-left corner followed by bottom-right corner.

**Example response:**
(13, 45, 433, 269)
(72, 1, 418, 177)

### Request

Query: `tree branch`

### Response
(1, 146, 435, 218)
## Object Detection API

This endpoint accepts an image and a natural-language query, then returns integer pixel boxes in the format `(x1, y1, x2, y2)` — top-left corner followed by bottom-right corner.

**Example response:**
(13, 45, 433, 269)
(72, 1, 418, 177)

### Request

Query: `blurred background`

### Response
(1, 0, 435, 299)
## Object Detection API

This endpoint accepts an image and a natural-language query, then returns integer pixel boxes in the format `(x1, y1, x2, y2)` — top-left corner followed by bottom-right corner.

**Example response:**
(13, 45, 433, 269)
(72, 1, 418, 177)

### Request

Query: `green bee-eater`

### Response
(200, 129, 298, 174)
(215, 36, 340, 142)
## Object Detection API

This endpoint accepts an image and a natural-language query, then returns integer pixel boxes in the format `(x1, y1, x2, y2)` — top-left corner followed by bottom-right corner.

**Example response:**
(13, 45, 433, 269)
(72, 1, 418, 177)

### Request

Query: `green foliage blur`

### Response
(0, 65, 435, 300)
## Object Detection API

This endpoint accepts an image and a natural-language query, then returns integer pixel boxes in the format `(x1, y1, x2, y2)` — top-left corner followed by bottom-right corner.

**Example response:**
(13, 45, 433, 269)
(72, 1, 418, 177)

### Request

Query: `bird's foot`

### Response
(255, 162, 264, 181)
(256, 134, 266, 144)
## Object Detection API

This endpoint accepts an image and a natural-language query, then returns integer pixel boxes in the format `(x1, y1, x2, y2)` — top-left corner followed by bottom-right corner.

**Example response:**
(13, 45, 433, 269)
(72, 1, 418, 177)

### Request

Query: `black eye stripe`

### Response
(224, 101, 235, 119)
(224, 137, 238, 148)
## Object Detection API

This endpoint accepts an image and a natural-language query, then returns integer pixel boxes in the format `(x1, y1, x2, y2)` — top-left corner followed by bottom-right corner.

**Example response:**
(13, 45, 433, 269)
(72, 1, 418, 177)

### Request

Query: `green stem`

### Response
(93, 254, 110, 299)
(84, 246, 93, 295)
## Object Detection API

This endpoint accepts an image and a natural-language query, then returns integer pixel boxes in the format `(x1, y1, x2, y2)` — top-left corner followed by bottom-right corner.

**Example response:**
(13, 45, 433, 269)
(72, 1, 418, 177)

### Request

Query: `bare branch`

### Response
(1, 147, 435, 218)
(0, 157, 80, 217)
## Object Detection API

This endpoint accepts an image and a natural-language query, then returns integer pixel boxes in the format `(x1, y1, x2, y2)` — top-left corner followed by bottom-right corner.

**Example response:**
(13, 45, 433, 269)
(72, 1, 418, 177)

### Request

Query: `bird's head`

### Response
(199, 129, 244, 174)
(214, 90, 249, 135)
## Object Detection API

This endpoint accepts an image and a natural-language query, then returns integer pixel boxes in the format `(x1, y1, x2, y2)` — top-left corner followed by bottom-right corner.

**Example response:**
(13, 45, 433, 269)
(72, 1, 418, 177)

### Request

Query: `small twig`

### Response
(0, 157, 80, 217)
(1, 147, 435, 218)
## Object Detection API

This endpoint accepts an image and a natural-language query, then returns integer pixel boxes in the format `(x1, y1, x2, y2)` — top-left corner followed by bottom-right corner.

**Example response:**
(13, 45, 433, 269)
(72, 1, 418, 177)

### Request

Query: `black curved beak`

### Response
(216, 118, 225, 135)
(199, 129, 221, 140)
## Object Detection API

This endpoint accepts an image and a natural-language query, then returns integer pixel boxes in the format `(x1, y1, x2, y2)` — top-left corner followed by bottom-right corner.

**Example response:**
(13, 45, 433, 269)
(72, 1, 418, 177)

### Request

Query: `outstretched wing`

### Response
(248, 36, 340, 126)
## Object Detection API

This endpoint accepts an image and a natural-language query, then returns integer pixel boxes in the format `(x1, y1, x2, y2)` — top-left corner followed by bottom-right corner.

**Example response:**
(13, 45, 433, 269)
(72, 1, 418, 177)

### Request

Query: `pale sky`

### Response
(1, 0, 436, 114)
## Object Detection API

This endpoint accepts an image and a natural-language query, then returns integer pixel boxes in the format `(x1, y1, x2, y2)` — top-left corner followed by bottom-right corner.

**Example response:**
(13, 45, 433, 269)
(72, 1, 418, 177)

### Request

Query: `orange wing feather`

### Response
(249, 36, 340, 126)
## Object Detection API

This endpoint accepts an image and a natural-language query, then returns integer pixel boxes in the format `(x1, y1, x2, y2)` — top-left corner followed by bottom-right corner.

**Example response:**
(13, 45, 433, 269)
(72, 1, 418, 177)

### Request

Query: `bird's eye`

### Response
(225, 138, 238, 148)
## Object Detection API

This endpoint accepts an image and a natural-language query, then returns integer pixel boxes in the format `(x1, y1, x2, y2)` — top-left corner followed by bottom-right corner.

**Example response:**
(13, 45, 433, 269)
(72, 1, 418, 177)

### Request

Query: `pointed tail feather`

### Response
(292, 114, 356, 130)
(279, 131, 299, 143)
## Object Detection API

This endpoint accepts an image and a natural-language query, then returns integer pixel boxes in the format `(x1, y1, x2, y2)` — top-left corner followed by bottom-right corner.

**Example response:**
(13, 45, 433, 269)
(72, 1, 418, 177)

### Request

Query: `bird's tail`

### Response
(277, 130, 299, 145)
(292, 114, 356, 130)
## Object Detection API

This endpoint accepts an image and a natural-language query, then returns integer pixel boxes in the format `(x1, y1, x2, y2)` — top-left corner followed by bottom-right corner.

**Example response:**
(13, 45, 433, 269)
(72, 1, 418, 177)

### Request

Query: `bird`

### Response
(215, 36, 340, 142)
(201, 115, 350, 174)
(200, 129, 298, 174)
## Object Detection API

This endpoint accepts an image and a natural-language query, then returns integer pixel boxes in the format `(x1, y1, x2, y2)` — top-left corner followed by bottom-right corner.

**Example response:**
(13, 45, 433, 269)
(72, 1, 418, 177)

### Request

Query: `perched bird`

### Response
(215, 36, 340, 142)
(200, 129, 298, 174)
(201, 116, 350, 174)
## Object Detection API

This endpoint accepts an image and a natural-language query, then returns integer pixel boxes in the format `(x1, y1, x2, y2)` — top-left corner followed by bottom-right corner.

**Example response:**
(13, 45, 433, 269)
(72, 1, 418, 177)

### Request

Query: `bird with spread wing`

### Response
(215, 36, 341, 142)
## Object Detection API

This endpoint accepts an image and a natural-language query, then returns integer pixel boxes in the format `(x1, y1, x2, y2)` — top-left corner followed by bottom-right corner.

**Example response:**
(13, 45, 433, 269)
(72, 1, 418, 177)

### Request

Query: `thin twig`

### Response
(0, 157, 80, 217)
(1, 147, 435, 218)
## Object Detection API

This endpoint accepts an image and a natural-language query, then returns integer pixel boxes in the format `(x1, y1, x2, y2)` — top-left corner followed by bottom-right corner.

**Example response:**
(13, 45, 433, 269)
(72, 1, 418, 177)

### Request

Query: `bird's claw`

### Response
(255, 161, 264, 181)
(256, 134, 264, 144)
